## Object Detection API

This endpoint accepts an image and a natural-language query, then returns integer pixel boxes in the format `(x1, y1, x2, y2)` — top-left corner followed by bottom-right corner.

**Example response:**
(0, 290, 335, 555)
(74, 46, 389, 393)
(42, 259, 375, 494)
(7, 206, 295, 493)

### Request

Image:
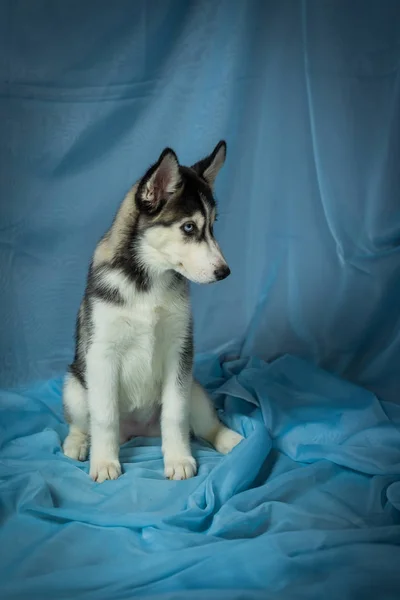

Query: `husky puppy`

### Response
(63, 141, 243, 482)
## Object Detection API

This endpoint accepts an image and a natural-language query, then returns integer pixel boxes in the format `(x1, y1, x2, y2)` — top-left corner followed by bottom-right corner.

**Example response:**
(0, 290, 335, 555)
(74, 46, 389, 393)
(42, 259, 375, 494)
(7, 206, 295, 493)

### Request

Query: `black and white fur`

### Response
(63, 141, 243, 482)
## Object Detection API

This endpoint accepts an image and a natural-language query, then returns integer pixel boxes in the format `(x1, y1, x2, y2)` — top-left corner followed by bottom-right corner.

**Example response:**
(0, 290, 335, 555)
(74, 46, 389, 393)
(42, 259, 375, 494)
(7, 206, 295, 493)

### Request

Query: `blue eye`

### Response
(182, 222, 195, 234)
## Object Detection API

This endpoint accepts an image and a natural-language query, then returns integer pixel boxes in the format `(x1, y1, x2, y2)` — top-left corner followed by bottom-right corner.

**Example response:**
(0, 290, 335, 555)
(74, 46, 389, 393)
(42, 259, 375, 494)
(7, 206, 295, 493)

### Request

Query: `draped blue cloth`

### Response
(1, 355, 400, 598)
(1, 1, 400, 598)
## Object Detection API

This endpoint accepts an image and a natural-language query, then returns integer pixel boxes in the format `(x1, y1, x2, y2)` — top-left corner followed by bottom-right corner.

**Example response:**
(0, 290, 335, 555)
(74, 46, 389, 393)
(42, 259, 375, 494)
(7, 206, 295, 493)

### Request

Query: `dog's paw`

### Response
(63, 433, 89, 462)
(213, 426, 244, 455)
(90, 459, 122, 483)
(164, 455, 197, 480)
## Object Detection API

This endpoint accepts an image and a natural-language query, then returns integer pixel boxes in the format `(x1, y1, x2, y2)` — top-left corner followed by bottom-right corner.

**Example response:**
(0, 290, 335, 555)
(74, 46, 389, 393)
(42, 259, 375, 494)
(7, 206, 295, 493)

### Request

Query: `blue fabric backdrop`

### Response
(1, 2, 400, 599)
(1, 0, 399, 402)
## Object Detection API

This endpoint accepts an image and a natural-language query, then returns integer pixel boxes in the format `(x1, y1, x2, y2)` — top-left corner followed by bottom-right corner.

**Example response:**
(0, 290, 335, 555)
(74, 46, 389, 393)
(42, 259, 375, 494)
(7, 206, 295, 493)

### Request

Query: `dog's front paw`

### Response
(164, 455, 197, 480)
(63, 432, 89, 462)
(90, 459, 122, 483)
(213, 426, 244, 455)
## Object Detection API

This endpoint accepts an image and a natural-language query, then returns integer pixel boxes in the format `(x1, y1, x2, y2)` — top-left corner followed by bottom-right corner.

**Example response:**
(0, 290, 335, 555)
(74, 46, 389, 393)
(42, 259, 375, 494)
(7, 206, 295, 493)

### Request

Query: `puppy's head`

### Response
(135, 141, 230, 284)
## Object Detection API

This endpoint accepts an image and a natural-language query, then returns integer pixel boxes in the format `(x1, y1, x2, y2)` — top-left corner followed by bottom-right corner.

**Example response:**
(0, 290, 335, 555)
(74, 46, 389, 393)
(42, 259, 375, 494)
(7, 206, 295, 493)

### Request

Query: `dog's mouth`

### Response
(175, 263, 222, 285)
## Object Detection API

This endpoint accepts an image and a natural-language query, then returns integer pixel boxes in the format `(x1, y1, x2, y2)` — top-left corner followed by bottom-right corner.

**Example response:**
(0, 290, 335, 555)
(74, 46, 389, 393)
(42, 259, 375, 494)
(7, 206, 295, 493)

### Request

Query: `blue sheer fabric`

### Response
(1, 1, 399, 598)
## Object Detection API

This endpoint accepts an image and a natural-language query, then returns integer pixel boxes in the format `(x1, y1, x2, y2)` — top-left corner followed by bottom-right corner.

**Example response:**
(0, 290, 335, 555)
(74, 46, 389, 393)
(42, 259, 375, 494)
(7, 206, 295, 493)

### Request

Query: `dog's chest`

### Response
(111, 303, 165, 406)
(103, 286, 188, 410)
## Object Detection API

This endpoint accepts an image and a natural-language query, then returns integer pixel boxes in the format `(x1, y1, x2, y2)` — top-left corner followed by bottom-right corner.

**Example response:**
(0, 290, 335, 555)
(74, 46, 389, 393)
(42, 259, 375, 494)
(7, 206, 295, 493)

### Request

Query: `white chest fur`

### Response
(91, 273, 190, 416)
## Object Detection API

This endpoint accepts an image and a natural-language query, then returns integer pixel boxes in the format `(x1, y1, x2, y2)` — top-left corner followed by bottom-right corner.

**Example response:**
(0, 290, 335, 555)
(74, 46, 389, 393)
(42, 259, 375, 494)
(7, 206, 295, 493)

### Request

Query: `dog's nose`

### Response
(214, 265, 231, 281)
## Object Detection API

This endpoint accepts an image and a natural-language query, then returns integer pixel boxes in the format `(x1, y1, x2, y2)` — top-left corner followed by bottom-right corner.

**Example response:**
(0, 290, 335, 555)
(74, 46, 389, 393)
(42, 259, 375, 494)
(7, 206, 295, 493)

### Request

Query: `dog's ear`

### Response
(137, 148, 181, 214)
(192, 141, 226, 187)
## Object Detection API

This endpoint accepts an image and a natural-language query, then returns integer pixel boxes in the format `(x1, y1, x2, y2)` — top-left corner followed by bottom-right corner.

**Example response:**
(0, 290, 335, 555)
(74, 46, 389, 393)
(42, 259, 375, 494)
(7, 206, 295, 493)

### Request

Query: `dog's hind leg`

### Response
(190, 380, 243, 454)
(62, 373, 90, 461)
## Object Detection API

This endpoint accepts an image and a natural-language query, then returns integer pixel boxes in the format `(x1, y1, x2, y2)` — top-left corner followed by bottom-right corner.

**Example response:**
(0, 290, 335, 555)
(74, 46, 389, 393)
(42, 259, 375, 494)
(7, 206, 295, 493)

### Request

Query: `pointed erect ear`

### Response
(137, 148, 181, 214)
(191, 141, 227, 187)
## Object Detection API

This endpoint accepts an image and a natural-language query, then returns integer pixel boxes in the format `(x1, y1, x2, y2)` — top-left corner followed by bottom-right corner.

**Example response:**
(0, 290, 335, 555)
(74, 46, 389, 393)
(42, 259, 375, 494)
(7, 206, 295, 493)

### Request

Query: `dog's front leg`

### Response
(161, 341, 196, 480)
(87, 343, 121, 482)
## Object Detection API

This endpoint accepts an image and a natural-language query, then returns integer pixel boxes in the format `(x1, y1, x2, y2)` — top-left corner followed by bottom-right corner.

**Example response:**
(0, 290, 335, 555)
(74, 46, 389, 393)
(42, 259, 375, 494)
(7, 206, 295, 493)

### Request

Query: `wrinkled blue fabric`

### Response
(1, 1, 400, 598)
(1, 0, 400, 401)
(1, 355, 400, 599)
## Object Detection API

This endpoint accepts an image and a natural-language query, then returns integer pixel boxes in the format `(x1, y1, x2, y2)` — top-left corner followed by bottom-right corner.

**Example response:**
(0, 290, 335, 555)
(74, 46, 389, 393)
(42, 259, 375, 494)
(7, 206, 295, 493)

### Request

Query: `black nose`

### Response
(214, 265, 231, 281)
